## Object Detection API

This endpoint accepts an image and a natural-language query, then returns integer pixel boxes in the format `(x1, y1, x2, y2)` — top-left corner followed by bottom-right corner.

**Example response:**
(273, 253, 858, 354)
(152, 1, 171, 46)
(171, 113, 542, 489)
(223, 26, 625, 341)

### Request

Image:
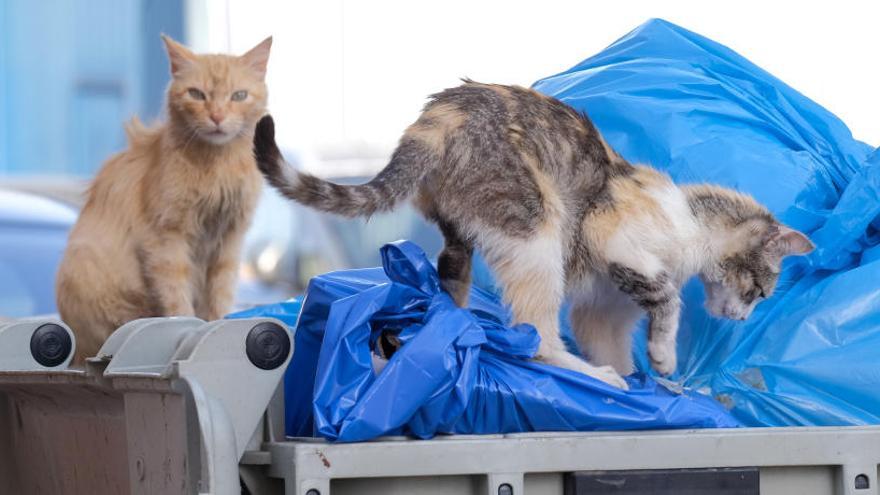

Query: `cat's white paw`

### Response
(648, 340, 677, 376)
(541, 352, 629, 390)
(588, 364, 630, 390)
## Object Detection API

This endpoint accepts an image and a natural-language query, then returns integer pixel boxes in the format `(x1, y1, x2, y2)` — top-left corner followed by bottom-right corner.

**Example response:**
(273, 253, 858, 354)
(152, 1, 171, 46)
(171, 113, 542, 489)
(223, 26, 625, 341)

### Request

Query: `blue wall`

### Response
(0, 0, 184, 176)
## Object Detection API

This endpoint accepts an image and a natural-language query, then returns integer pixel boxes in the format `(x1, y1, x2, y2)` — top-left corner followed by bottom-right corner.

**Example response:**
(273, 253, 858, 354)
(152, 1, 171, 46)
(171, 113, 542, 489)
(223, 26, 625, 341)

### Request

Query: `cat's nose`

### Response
(210, 112, 225, 125)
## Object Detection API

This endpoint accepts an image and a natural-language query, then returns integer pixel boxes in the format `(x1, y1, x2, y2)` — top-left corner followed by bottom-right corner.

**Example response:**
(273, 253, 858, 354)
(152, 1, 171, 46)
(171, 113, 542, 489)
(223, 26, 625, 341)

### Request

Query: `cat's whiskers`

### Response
(180, 124, 202, 154)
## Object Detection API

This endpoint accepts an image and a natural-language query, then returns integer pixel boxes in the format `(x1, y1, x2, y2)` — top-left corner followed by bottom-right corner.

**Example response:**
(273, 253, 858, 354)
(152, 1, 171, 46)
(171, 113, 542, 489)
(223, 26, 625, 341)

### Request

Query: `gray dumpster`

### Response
(2, 317, 879, 495)
(0, 317, 290, 495)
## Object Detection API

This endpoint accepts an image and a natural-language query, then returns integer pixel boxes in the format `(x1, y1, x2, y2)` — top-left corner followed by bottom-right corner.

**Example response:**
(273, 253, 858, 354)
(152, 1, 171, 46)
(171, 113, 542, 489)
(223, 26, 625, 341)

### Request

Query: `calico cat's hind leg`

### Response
(437, 220, 474, 307)
(569, 288, 643, 376)
(481, 228, 629, 389)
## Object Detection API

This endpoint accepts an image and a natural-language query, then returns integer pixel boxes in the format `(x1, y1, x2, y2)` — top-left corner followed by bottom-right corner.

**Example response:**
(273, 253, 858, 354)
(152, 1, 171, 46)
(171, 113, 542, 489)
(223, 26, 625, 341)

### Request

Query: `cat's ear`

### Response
(241, 36, 273, 79)
(767, 224, 814, 257)
(161, 34, 196, 76)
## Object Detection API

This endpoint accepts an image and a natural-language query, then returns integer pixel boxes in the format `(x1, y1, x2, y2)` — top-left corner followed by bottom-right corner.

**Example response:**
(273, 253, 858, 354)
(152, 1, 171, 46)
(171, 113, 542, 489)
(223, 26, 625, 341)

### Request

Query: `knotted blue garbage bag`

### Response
(534, 19, 880, 426)
(232, 241, 738, 441)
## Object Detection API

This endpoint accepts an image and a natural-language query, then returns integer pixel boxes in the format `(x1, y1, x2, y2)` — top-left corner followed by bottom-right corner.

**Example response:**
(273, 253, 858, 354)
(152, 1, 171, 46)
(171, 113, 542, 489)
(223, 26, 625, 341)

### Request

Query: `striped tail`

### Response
(253, 115, 430, 218)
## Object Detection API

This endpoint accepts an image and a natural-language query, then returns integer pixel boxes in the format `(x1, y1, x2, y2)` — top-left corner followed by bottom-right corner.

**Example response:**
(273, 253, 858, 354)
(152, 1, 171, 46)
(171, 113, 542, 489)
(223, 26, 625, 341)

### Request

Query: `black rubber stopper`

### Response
(30, 323, 72, 367)
(245, 322, 291, 370)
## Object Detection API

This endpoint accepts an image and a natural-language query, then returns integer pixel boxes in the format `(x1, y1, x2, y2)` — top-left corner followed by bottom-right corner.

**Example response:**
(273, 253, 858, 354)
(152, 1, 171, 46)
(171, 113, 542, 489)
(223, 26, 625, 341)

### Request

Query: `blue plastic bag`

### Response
(534, 19, 880, 426)
(231, 241, 738, 441)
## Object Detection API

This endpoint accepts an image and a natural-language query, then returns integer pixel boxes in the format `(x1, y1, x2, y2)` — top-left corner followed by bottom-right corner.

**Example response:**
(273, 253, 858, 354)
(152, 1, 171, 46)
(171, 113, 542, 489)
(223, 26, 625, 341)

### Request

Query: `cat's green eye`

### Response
(187, 88, 206, 100)
(231, 90, 248, 102)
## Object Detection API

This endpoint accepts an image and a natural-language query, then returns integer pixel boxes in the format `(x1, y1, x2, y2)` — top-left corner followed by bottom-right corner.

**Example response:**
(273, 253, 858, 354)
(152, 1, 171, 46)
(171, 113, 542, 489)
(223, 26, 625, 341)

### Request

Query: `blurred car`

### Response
(0, 188, 76, 317)
(238, 179, 445, 305)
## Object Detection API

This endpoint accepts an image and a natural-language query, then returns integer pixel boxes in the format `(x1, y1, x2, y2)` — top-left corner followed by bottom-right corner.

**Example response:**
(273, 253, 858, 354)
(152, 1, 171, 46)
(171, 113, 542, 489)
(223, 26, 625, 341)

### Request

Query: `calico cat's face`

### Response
(701, 222, 814, 320)
(162, 35, 272, 145)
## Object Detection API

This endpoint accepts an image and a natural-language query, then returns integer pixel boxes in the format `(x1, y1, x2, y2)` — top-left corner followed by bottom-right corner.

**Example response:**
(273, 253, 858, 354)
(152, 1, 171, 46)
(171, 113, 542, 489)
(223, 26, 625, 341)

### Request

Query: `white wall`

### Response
(188, 0, 879, 166)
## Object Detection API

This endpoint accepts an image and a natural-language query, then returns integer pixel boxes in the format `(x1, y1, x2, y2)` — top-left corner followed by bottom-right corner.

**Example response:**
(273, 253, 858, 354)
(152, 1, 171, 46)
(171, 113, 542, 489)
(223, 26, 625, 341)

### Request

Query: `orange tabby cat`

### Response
(56, 35, 272, 362)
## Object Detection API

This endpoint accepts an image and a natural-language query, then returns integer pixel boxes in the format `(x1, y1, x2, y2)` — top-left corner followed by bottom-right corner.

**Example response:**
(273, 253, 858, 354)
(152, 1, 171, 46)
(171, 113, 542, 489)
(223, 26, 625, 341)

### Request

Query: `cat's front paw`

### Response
(589, 364, 630, 390)
(648, 340, 677, 376)
(540, 352, 629, 390)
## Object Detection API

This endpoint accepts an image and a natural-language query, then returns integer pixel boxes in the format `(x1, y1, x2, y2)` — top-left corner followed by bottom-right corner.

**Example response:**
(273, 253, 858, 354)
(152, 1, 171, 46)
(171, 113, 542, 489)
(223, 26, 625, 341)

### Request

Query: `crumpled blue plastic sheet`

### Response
(533, 19, 880, 426)
(231, 241, 739, 441)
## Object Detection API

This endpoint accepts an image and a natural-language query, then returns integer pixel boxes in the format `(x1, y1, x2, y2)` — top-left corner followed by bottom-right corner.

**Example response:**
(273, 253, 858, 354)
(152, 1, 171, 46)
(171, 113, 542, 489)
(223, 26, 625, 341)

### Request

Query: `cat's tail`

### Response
(254, 115, 431, 217)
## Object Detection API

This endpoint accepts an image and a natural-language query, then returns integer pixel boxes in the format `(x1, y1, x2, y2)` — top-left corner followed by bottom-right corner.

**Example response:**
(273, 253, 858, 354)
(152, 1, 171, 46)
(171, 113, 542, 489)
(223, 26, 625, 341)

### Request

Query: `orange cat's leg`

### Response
(138, 233, 195, 317)
(201, 227, 246, 321)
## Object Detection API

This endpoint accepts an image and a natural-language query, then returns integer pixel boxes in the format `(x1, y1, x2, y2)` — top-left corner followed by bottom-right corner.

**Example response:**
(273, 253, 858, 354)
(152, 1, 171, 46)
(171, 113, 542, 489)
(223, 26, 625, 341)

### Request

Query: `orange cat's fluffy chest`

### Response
(145, 150, 262, 235)
(192, 165, 261, 242)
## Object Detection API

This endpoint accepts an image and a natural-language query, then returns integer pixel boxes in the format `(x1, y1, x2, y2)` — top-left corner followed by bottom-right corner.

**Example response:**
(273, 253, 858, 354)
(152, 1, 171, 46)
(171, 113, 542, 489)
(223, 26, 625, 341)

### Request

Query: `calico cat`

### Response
(56, 35, 272, 363)
(253, 81, 813, 389)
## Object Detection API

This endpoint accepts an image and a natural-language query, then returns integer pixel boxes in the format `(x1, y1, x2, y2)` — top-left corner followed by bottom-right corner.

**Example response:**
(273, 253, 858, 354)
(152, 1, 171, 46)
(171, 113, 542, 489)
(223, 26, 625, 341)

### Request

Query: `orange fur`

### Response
(584, 166, 673, 254)
(56, 35, 271, 363)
